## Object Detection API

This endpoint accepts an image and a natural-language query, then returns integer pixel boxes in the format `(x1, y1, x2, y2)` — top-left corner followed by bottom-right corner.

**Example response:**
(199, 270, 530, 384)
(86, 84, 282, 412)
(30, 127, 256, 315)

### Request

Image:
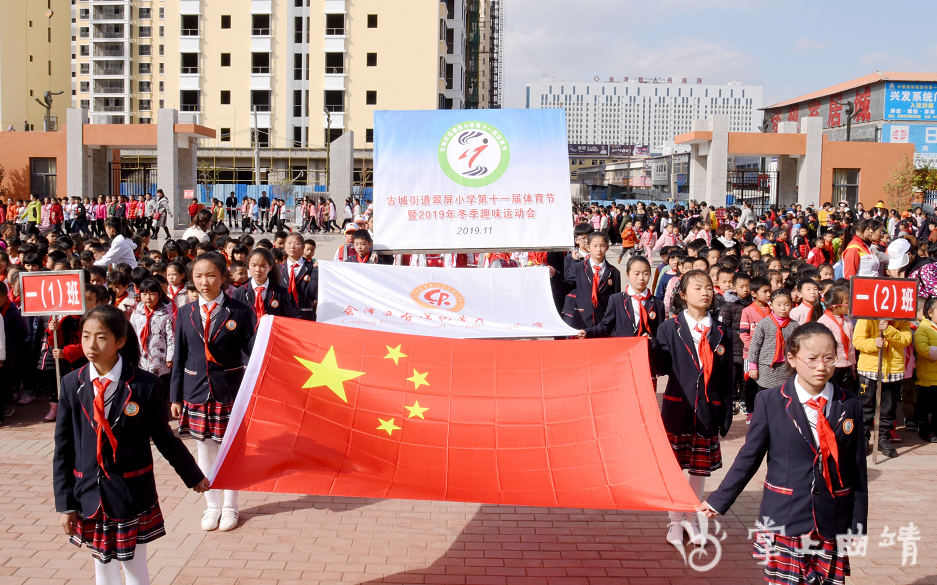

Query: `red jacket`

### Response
(50, 204, 64, 224)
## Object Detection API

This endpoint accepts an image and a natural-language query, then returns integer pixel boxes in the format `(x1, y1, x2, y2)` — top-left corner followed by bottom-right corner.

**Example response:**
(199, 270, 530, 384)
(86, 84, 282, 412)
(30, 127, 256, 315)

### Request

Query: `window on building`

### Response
(159, 8, 164, 19)
(159, 26, 164, 38)
(293, 53, 302, 79)
(293, 90, 302, 117)
(252, 14, 270, 35)
(174, 17, 195, 40)
(158, 45, 164, 56)
(366, 52, 377, 67)
(139, 81, 151, 92)
(251, 53, 270, 74)
(366, 128, 374, 143)
(325, 52, 343, 74)
(220, 15, 231, 29)
(80, 100, 89, 109)
(139, 7, 151, 19)
(139, 44, 151, 56)
(367, 14, 378, 28)
(366, 90, 377, 105)
(159, 62, 164, 74)
(138, 62, 150, 74)
(139, 118, 151, 124)
(79, 81, 89, 93)
(79, 27, 89, 38)
(324, 90, 344, 113)
(159, 99, 164, 108)
(159, 81, 164, 93)
(79, 9, 89, 19)
(139, 26, 151, 37)
(293, 127, 303, 147)
(220, 128, 231, 142)
(79, 45, 89, 56)
(80, 63, 90, 75)
(180, 53, 198, 74)
(139, 99, 151, 111)
(294, 17, 303, 43)
(832, 169, 860, 208)
(251, 128, 270, 148)
(325, 14, 344, 35)
(31, 158, 57, 198)
(251, 90, 271, 112)
(220, 90, 231, 105)
(180, 90, 199, 111)
(221, 53, 231, 66)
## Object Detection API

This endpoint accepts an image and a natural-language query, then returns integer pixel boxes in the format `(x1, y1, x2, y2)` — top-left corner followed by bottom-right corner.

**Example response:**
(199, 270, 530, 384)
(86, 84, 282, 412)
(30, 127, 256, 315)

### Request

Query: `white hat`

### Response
(887, 238, 911, 270)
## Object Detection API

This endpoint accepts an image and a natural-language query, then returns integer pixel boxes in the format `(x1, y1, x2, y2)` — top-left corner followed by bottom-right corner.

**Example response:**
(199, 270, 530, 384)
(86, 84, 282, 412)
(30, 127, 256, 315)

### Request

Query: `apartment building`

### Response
(0, 0, 72, 131)
(465, 0, 502, 109)
(71, 0, 469, 155)
(526, 79, 763, 150)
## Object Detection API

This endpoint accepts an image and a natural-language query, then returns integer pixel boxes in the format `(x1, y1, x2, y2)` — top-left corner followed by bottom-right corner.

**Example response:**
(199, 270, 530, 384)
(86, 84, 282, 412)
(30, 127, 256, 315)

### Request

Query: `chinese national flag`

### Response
(209, 317, 699, 511)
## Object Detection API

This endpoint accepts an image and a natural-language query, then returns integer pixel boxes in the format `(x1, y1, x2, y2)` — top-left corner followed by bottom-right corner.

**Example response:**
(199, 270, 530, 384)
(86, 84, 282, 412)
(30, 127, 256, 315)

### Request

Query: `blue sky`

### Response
(501, 0, 937, 113)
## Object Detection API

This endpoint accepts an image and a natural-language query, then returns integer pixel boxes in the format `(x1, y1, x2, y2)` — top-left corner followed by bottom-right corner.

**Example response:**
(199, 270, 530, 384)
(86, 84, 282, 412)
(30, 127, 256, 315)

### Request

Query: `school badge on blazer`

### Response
(226, 320, 237, 330)
(843, 419, 854, 434)
(715, 345, 725, 355)
(123, 401, 139, 416)
(271, 300, 279, 308)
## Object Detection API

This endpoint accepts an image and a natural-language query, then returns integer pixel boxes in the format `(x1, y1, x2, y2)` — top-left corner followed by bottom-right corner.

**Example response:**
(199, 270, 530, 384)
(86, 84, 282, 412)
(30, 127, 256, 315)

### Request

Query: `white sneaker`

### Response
(201, 508, 221, 531)
(218, 507, 239, 532)
(666, 523, 684, 546)
(685, 519, 706, 546)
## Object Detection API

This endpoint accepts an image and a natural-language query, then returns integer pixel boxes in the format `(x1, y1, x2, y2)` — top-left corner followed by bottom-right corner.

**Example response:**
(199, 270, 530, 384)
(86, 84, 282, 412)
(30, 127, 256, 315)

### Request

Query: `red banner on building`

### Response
(210, 318, 700, 511)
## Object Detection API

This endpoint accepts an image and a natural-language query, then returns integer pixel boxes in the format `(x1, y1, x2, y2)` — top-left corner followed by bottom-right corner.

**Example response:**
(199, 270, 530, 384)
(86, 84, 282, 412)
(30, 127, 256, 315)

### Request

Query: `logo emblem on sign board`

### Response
(410, 283, 466, 312)
(438, 121, 511, 187)
(123, 401, 139, 416)
(843, 419, 854, 434)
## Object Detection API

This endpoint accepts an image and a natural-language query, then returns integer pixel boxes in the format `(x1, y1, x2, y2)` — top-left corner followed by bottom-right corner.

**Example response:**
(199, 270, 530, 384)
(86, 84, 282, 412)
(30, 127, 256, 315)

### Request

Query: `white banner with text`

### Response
(317, 262, 577, 339)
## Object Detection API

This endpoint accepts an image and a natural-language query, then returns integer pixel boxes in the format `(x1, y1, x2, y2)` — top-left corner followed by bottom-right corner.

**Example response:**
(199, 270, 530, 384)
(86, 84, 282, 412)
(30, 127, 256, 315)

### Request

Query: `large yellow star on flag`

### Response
(384, 344, 406, 365)
(377, 417, 401, 436)
(405, 401, 429, 419)
(295, 347, 364, 403)
(407, 369, 430, 390)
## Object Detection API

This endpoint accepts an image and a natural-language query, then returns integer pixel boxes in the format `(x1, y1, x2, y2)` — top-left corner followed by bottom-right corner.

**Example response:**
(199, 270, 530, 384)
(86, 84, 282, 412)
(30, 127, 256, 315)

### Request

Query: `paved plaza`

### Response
(2, 381, 936, 584)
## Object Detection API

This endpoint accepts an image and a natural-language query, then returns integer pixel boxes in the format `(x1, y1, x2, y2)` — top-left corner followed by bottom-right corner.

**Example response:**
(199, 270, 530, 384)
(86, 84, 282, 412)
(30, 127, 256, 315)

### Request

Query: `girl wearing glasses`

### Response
(699, 322, 867, 585)
(817, 285, 855, 392)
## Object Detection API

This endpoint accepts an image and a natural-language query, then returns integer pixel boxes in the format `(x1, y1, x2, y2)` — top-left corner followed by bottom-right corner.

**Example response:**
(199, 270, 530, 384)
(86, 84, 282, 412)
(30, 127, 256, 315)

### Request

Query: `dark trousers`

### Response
(732, 363, 744, 405)
(857, 375, 900, 440)
(39, 369, 58, 404)
(744, 376, 761, 413)
(832, 367, 856, 393)
(917, 385, 937, 434)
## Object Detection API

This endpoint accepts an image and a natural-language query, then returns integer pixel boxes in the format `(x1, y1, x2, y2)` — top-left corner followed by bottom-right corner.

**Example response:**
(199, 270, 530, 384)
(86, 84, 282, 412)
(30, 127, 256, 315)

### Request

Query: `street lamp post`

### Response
(831, 100, 863, 142)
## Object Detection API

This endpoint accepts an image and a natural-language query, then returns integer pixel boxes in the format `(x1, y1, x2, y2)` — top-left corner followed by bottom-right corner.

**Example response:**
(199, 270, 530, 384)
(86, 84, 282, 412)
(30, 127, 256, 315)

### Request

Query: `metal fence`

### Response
(197, 184, 372, 206)
(725, 170, 777, 216)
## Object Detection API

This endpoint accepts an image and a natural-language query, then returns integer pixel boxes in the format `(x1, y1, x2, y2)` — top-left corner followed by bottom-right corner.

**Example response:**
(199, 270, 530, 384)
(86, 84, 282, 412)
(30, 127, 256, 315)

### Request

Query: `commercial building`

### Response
(762, 71, 937, 166)
(525, 79, 763, 150)
(0, 0, 72, 131)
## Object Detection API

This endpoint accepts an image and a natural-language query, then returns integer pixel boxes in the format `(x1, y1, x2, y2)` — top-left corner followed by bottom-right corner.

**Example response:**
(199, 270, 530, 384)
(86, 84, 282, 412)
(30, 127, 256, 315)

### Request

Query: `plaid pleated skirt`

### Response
(179, 399, 233, 443)
(667, 432, 722, 476)
(70, 502, 165, 563)
(754, 530, 849, 585)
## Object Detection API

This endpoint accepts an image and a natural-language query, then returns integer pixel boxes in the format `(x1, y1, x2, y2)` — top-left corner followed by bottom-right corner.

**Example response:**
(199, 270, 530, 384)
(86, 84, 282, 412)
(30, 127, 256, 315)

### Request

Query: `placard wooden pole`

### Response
(872, 332, 884, 465)
(52, 317, 62, 405)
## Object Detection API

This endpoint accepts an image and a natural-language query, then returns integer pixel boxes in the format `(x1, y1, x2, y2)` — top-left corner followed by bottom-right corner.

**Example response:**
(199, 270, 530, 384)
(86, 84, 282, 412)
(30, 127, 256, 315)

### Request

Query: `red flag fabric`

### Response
(209, 317, 700, 511)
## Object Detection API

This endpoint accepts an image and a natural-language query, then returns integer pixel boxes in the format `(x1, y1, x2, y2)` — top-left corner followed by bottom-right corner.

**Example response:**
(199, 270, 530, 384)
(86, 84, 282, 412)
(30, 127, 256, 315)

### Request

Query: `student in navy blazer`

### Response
(654, 270, 734, 548)
(281, 233, 318, 321)
(231, 248, 300, 322)
(701, 323, 867, 585)
(53, 306, 207, 583)
(563, 233, 622, 328)
(169, 253, 255, 534)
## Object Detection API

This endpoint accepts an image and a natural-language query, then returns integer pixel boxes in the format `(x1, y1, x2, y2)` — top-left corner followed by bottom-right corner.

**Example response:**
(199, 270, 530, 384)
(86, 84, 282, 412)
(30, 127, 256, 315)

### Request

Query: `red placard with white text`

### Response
(849, 277, 917, 321)
(20, 271, 86, 316)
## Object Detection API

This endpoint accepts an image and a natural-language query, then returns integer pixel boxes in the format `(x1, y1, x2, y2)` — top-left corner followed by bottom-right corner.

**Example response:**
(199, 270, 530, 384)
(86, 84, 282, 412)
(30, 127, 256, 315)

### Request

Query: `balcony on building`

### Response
(180, 90, 200, 112)
(180, 53, 199, 75)
(92, 79, 127, 95)
(93, 23, 127, 39)
(91, 5, 128, 23)
(92, 42, 126, 58)
(251, 14, 271, 36)
(93, 97, 127, 113)
(251, 53, 272, 90)
(324, 14, 346, 52)
(180, 14, 200, 36)
(92, 61, 125, 76)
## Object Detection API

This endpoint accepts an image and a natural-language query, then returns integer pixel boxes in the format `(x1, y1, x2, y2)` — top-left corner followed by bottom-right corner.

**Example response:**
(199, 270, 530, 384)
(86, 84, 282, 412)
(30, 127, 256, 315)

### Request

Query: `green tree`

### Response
(197, 160, 219, 202)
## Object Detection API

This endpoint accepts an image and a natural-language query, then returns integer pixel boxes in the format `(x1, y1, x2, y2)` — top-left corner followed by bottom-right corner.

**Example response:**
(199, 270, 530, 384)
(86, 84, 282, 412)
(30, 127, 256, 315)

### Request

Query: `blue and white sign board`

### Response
(373, 109, 573, 252)
(882, 124, 937, 164)
(884, 82, 937, 121)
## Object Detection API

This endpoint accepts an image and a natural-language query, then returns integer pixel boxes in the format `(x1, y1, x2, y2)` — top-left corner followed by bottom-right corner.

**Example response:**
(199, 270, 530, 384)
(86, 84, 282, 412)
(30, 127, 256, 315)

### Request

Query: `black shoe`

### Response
(905, 420, 918, 432)
(919, 432, 937, 443)
(878, 437, 899, 458)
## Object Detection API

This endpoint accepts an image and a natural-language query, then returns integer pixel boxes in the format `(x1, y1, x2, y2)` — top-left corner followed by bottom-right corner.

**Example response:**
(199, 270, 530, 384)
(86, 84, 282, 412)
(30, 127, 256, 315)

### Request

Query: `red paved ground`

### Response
(1, 390, 935, 584)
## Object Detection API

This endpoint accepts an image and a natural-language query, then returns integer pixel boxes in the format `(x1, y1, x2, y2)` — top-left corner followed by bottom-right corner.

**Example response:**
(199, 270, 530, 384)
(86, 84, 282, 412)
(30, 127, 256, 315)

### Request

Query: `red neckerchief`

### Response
(824, 310, 850, 355)
(799, 301, 814, 321)
(770, 313, 791, 366)
(139, 306, 155, 356)
(627, 287, 651, 335)
(356, 251, 371, 263)
(752, 302, 770, 319)
(114, 292, 128, 307)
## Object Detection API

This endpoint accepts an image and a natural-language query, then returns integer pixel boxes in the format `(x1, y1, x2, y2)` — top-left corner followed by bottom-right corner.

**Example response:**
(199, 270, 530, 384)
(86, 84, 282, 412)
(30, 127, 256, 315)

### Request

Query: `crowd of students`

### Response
(4, 195, 932, 585)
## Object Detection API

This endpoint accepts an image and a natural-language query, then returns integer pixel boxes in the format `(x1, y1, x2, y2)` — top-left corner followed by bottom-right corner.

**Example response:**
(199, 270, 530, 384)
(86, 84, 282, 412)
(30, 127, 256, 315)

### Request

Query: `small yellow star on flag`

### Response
(295, 347, 364, 403)
(405, 401, 429, 419)
(384, 344, 407, 365)
(377, 418, 401, 436)
(407, 369, 430, 390)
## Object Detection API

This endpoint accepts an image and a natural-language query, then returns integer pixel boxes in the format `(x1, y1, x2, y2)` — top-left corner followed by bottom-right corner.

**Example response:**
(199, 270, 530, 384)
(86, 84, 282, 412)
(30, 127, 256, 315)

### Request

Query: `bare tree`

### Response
(883, 153, 916, 211)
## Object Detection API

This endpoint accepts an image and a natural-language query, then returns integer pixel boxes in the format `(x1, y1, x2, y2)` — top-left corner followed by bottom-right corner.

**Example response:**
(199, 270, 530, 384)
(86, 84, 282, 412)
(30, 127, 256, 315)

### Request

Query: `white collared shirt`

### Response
(587, 258, 607, 278)
(626, 285, 650, 329)
(793, 375, 833, 444)
(198, 292, 225, 325)
(286, 257, 305, 275)
(683, 310, 713, 346)
(89, 356, 123, 418)
(252, 278, 269, 295)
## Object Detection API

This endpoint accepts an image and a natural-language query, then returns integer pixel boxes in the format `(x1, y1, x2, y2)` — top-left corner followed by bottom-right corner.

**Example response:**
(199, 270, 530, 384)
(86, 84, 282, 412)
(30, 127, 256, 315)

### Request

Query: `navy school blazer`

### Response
(654, 311, 734, 438)
(53, 360, 204, 519)
(231, 281, 301, 322)
(707, 377, 868, 540)
(279, 260, 318, 320)
(563, 259, 622, 328)
(584, 291, 665, 374)
(169, 294, 256, 405)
